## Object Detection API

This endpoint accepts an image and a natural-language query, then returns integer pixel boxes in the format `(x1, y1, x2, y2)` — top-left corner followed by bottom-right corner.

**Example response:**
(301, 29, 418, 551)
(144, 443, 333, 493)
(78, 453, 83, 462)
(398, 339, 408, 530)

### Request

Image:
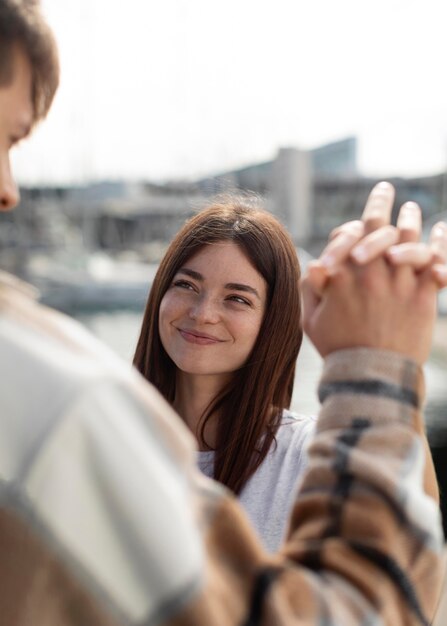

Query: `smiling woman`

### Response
(134, 194, 315, 552)
(159, 242, 267, 387)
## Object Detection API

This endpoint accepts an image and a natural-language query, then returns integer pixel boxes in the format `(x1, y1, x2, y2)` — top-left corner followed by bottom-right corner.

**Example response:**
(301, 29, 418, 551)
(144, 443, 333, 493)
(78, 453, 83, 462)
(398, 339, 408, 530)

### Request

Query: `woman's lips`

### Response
(179, 329, 223, 345)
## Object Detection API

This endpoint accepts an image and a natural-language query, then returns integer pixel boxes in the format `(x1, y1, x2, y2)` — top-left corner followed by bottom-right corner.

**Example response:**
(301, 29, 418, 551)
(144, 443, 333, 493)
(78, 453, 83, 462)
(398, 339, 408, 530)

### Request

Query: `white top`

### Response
(197, 411, 316, 552)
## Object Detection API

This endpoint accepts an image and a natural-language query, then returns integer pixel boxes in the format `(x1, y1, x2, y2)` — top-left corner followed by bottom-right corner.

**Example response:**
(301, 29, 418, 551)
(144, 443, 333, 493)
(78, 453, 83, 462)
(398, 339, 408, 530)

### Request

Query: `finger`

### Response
(392, 263, 418, 298)
(396, 201, 422, 243)
(318, 221, 364, 271)
(350, 225, 399, 265)
(429, 222, 447, 263)
(328, 220, 364, 242)
(386, 243, 433, 270)
(305, 261, 328, 294)
(431, 264, 447, 289)
(361, 181, 395, 235)
(429, 222, 447, 289)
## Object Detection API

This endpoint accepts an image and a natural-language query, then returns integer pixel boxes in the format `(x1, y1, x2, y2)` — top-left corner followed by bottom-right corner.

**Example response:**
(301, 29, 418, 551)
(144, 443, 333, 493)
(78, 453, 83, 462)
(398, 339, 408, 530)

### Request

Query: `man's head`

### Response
(0, 0, 59, 210)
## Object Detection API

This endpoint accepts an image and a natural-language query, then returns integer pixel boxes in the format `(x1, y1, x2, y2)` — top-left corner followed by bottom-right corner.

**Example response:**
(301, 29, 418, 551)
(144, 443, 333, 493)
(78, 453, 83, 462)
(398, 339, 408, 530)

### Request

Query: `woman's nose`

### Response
(188, 295, 220, 323)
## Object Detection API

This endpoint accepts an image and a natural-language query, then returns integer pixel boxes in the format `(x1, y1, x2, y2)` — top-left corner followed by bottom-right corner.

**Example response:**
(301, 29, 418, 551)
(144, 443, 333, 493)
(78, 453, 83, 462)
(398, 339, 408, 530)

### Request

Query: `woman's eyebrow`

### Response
(177, 268, 203, 281)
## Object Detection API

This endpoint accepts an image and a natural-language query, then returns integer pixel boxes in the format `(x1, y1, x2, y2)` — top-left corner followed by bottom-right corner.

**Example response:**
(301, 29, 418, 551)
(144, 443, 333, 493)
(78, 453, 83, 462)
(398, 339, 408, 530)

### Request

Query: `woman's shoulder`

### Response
(279, 408, 317, 428)
(275, 409, 316, 448)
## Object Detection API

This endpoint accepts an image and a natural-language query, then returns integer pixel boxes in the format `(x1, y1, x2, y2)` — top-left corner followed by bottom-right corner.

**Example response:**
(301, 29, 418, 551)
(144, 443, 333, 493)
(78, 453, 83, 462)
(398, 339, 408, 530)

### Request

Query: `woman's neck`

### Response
(173, 372, 229, 450)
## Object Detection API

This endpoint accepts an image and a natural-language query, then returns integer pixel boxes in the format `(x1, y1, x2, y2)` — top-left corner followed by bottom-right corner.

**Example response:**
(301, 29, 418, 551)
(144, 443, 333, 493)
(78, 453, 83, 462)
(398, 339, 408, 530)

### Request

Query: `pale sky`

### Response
(12, 0, 447, 185)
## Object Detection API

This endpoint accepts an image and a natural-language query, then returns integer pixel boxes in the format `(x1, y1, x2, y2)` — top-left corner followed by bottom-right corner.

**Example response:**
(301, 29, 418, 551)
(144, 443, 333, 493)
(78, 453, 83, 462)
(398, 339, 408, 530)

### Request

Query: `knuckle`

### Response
(359, 261, 389, 293)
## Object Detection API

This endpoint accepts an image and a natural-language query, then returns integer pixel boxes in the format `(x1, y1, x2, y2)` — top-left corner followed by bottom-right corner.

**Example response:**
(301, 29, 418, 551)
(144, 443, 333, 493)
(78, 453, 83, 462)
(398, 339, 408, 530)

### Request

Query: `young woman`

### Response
(134, 196, 314, 551)
(134, 192, 440, 551)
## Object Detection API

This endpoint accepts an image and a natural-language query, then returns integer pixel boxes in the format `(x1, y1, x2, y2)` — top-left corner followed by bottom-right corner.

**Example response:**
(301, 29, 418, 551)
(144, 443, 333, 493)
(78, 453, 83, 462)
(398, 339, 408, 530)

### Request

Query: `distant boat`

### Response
(26, 251, 157, 312)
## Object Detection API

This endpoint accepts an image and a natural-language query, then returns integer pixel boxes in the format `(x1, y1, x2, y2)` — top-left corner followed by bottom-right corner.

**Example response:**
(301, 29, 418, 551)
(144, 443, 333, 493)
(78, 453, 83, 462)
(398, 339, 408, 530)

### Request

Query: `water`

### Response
(76, 310, 144, 363)
(74, 309, 447, 433)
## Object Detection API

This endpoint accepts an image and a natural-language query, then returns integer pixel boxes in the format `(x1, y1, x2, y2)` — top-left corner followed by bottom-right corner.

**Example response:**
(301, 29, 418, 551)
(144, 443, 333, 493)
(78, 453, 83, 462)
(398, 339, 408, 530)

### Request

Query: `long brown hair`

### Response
(134, 195, 303, 495)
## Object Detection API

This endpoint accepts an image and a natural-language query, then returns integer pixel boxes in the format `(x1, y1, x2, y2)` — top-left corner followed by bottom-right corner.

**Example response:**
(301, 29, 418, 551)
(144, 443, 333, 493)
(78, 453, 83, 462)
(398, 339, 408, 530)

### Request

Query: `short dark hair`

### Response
(0, 0, 59, 122)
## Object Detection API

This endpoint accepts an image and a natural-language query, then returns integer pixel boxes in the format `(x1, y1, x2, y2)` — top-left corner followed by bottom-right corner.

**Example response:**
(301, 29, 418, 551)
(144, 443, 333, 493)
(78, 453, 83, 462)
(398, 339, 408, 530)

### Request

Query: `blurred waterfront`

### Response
(75, 308, 447, 428)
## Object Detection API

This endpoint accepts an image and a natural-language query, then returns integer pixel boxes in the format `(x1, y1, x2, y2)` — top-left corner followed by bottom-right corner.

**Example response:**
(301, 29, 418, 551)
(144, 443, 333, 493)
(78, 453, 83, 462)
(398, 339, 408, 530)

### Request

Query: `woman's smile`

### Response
(178, 328, 224, 345)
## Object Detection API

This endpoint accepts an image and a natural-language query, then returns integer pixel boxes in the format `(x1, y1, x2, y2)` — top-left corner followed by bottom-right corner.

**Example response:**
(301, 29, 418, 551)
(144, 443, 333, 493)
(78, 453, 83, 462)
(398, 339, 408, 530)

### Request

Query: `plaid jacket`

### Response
(0, 271, 443, 625)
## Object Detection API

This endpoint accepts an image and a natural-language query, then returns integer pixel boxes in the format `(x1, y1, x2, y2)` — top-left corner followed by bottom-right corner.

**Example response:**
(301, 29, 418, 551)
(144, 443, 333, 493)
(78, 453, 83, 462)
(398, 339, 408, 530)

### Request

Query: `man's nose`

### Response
(0, 154, 20, 211)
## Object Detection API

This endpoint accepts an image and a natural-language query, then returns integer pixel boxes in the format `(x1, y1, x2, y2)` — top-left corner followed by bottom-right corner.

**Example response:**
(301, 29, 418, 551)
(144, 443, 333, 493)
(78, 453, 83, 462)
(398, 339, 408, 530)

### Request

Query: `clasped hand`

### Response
(302, 182, 447, 365)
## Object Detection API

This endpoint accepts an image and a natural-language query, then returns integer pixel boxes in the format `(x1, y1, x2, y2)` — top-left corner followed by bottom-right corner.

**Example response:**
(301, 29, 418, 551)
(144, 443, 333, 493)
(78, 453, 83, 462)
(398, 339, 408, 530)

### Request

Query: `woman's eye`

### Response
(173, 280, 194, 290)
(228, 295, 250, 306)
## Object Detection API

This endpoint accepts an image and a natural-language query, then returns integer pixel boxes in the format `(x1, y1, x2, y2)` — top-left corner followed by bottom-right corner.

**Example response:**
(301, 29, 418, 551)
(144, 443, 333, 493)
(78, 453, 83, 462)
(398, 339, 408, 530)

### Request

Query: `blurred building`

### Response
(197, 137, 357, 244)
(195, 137, 446, 246)
(2, 136, 447, 270)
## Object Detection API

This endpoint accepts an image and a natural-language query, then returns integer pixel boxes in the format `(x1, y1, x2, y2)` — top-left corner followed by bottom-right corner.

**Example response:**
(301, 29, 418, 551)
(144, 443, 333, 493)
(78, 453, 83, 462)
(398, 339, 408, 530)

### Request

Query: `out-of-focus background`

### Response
(2, 0, 447, 530)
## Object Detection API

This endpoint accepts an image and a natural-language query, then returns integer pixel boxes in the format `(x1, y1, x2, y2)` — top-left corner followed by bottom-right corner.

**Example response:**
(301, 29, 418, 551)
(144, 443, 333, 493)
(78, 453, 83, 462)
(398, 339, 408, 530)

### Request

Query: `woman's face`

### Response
(159, 241, 267, 384)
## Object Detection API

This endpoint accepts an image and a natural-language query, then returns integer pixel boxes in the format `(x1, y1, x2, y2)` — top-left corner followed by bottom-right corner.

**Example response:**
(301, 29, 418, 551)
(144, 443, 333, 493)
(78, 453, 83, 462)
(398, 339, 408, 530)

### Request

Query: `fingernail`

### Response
(401, 202, 419, 212)
(387, 246, 402, 259)
(398, 216, 419, 230)
(376, 181, 392, 190)
(431, 241, 446, 259)
(433, 224, 447, 238)
(350, 246, 368, 263)
(350, 221, 365, 235)
(433, 265, 447, 280)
